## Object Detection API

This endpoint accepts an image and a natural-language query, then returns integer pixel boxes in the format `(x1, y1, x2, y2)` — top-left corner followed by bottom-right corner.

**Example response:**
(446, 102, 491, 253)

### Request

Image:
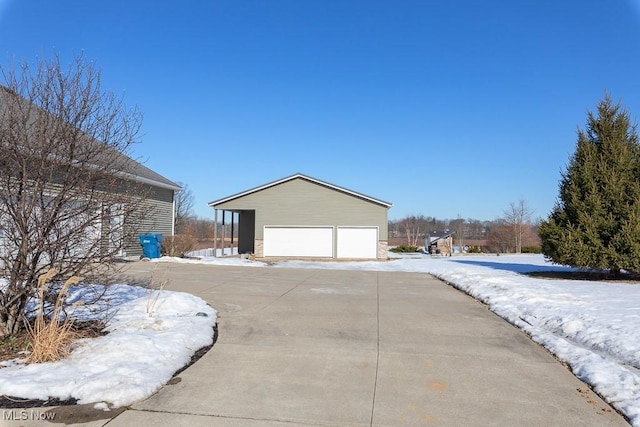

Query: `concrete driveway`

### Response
(103, 263, 628, 426)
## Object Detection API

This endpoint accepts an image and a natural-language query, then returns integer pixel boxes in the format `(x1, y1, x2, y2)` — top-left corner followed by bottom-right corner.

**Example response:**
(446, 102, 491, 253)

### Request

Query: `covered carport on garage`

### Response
(208, 173, 391, 260)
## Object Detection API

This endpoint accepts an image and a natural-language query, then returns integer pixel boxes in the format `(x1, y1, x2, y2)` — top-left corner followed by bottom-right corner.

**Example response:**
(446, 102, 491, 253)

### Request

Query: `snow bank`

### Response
(0, 284, 216, 408)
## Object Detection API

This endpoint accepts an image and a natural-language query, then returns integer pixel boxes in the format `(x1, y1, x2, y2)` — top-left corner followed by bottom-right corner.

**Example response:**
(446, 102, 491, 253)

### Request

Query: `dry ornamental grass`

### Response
(0, 269, 107, 365)
(23, 269, 79, 364)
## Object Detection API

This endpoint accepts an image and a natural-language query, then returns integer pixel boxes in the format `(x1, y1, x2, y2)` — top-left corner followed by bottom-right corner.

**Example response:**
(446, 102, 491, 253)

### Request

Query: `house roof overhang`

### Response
(0, 86, 181, 193)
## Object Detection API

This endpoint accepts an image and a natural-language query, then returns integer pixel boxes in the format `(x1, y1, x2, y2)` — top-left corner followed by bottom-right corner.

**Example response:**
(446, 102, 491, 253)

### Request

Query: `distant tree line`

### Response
(389, 200, 540, 254)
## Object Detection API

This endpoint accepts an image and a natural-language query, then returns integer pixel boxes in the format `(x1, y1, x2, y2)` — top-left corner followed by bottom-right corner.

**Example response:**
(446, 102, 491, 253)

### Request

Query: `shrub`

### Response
(161, 234, 197, 257)
(521, 246, 542, 254)
(390, 245, 422, 253)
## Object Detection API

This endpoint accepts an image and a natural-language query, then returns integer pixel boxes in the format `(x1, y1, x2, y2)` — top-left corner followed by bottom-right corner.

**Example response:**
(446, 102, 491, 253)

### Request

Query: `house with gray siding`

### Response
(208, 173, 392, 260)
(121, 162, 182, 258)
(0, 87, 180, 260)
(0, 156, 180, 261)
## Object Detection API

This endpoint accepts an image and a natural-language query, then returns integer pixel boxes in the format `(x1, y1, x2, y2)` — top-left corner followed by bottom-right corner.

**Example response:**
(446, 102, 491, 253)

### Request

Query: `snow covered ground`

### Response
(1, 252, 638, 425)
(0, 283, 216, 409)
(156, 252, 640, 426)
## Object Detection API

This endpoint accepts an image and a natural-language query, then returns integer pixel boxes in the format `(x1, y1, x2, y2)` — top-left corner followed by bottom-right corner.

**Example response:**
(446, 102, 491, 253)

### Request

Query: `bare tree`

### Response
(450, 216, 465, 250)
(388, 220, 400, 238)
(522, 219, 541, 249)
(465, 219, 489, 240)
(174, 182, 194, 235)
(191, 217, 216, 240)
(503, 199, 534, 253)
(400, 215, 430, 246)
(166, 182, 196, 257)
(0, 54, 149, 337)
(486, 219, 512, 253)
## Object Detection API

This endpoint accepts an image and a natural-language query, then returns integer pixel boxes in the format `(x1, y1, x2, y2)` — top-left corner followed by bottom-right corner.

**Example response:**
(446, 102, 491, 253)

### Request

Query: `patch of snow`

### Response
(0, 284, 216, 409)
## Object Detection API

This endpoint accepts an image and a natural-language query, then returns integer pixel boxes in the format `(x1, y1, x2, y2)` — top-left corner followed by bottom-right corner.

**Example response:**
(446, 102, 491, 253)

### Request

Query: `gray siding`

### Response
(124, 186, 175, 258)
(215, 178, 388, 240)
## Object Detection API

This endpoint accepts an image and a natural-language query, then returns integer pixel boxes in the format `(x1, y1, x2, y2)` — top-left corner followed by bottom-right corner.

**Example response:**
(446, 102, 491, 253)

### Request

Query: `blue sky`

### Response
(1, 1, 639, 221)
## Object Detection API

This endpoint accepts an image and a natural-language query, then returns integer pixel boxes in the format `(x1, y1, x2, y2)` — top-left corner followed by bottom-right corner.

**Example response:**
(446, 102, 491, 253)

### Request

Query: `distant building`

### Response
(426, 231, 455, 255)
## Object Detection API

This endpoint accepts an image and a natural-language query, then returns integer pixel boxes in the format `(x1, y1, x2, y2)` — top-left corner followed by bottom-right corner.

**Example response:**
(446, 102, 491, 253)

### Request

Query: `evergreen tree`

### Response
(539, 95, 640, 276)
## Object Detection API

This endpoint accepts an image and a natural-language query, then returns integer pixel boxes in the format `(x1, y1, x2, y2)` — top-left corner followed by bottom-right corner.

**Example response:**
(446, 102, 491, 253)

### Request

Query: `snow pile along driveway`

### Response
(421, 257, 640, 426)
(0, 284, 217, 408)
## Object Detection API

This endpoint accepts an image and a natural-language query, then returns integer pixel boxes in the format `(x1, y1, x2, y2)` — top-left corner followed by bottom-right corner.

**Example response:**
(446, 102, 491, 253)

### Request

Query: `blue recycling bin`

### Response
(139, 233, 163, 259)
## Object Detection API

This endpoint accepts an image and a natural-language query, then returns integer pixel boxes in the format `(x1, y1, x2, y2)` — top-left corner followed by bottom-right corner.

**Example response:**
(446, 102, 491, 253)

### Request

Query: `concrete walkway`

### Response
(5, 263, 627, 426)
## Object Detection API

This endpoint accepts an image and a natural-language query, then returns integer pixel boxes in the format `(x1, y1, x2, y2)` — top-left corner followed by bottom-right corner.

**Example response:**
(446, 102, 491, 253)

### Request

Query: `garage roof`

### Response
(209, 173, 392, 208)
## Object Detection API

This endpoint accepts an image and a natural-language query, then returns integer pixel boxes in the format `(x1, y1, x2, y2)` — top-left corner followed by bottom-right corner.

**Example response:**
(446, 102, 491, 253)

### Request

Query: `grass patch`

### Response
(24, 270, 79, 363)
(0, 269, 108, 366)
(0, 320, 106, 365)
(390, 245, 423, 253)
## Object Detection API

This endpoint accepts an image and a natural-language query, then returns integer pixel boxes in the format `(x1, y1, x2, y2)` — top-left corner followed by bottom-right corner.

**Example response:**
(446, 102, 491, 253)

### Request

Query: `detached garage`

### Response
(208, 173, 392, 260)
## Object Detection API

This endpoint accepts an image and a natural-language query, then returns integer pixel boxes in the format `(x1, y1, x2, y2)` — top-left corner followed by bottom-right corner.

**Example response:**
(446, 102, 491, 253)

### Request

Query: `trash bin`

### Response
(139, 233, 164, 259)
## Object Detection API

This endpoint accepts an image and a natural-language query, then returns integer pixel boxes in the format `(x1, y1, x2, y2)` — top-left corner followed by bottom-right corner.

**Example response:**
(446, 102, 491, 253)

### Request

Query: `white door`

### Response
(336, 226, 378, 259)
(263, 226, 334, 257)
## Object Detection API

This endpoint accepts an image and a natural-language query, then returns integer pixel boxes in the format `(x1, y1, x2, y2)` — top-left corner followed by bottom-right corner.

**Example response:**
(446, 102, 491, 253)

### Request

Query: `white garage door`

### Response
(337, 227, 378, 259)
(263, 226, 334, 257)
